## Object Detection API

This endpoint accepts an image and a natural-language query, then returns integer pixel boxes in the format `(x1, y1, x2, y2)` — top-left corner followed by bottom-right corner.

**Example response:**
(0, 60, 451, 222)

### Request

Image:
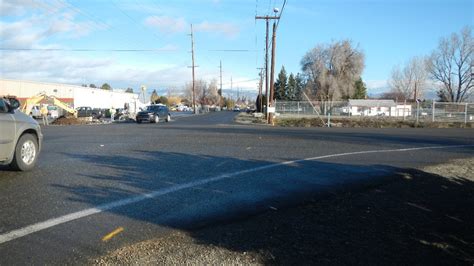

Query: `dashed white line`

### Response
(0, 144, 472, 244)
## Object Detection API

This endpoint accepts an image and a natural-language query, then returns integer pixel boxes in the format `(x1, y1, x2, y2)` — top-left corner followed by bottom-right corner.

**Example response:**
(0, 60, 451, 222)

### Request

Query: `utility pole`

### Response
(269, 21, 277, 124)
(257, 67, 264, 112)
(219, 60, 223, 98)
(188, 24, 197, 114)
(231, 76, 233, 101)
(256, 13, 280, 123)
(218, 60, 223, 107)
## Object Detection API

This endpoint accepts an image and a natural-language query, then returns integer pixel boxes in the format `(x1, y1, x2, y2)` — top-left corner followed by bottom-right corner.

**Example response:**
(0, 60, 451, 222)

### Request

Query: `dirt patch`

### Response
(275, 117, 473, 128)
(51, 116, 112, 125)
(234, 112, 267, 125)
(51, 116, 90, 125)
(95, 158, 474, 265)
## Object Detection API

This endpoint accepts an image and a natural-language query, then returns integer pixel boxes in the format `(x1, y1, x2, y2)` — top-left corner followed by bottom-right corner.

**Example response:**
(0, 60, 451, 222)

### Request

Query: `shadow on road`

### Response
(51, 150, 474, 264)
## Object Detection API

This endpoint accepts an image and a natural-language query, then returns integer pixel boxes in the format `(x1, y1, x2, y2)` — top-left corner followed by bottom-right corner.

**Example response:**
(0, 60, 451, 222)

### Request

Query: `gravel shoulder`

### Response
(95, 158, 474, 265)
(234, 112, 474, 128)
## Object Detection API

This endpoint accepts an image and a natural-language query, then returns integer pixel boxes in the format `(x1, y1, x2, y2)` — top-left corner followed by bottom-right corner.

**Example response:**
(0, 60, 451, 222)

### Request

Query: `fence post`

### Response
(403, 100, 406, 121)
(432, 101, 435, 122)
(297, 101, 300, 117)
(416, 100, 420, 124)
(328, 112, 331, 128)
(465, 102, 468, 125)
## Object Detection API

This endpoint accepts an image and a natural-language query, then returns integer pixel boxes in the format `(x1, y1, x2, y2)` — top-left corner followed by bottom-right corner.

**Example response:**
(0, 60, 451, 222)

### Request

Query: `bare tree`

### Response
(184, 80, 207, 105)
(207, 79, 220, 105)
(301, 40, 365, 102)
(426, 26, 473, 102)
(388, 56, 427, 101)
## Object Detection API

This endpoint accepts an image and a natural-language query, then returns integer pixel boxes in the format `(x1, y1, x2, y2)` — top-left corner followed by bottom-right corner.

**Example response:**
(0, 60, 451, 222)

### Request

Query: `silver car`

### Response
(0, 97, 43, 171)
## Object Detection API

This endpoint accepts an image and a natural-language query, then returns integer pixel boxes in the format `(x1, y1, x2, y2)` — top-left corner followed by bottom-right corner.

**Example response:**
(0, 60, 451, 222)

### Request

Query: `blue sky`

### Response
(1, 0, 473, 96)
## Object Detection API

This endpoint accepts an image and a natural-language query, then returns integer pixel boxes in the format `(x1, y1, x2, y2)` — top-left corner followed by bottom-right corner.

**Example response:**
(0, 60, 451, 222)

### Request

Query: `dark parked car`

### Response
(76, 106, 103, 119)
(136, 104, 171, 123)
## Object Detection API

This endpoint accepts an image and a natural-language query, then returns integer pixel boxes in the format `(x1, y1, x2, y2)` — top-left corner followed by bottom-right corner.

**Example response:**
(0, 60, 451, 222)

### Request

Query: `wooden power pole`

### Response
(257, 67, 264, 112)
(269, 21, 277, 124)
(255, 15, 280, 123)
(219, 60, 223, 97)
(189, 24, 197, 114)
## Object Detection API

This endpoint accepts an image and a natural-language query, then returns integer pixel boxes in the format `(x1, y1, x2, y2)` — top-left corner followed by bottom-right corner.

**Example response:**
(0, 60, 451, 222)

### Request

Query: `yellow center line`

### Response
(102, 227, 124, 242)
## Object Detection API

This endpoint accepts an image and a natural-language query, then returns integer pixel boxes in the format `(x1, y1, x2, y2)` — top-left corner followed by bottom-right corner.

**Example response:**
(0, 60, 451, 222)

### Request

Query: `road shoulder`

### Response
(94, 157, 474, 265)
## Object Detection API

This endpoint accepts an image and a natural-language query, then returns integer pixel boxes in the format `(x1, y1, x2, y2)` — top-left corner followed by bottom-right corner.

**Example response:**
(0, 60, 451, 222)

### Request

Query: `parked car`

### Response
(92, 108, 104, 119)
(233, 106, 241, 112)
(76, 106, 93, 117)
(0, 97, 43, 171)
(30, 105, 41, 118)
(136, 104, 171, 123)
(76, 106, 104, 119)
(47, 105, 59, 118)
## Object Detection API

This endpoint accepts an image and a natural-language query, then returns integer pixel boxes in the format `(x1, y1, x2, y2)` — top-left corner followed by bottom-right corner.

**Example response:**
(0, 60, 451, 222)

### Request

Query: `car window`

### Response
(0, 99, 7, 113)
(146, 106, 166, 112)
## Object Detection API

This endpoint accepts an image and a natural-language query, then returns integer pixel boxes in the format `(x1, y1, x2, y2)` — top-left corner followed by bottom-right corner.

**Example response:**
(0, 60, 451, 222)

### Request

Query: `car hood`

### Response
(13, 110, 39, 125)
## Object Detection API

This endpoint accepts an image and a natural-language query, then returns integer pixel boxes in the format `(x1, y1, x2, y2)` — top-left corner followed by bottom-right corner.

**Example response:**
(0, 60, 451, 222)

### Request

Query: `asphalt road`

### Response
(0, 112, 473, 264)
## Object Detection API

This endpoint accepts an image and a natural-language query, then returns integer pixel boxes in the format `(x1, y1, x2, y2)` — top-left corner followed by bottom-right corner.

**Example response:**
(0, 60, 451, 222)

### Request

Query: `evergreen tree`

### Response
(353, 77, 367, 99)
(274, 66, 288, 100)
(101, 83, 112, 91)
(287, 73, 297, 100)
(150, 90, 159, 103)
(295, 73, 305, 101)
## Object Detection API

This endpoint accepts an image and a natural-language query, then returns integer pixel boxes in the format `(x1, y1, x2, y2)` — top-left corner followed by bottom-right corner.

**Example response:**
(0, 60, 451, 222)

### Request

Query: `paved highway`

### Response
(0, 112, 473, 264)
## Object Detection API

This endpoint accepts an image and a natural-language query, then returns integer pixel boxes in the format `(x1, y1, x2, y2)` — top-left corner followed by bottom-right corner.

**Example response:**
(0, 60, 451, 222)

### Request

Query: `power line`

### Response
(30, 0, 98, 33)
(109, 0, 163, 43)
(63, 0, 111, 30)
(222, 78, 259, 86)
(208, 49, 259, 52)
(0, 48, 178, 52)
(276, 0, 287, 29)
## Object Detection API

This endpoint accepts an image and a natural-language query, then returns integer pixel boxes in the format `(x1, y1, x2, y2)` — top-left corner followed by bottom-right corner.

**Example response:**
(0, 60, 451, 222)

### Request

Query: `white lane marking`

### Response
(0, 144, 472, 244)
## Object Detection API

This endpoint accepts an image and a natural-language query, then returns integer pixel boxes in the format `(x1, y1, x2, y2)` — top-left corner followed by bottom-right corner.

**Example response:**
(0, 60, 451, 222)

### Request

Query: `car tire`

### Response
(166, 114, 171, 122)
(10, 134, 38, 171)
(154, 115, 159, 123)
(136, 119, 142, 124)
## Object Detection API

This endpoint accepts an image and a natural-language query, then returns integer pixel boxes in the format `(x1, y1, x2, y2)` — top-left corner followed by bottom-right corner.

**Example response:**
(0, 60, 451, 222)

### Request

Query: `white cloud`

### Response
(194, 21, 239, 39)
(144, 16, 240, 39)
(144, 16, 187, 34)
(1, 47, 215, 89)
(366, 79, 389, 90)
(0, 0, 39, 16)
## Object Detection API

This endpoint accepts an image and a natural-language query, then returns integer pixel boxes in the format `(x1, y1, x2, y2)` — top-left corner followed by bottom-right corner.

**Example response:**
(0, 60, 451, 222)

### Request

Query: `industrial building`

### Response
(0, 78, 143, 114)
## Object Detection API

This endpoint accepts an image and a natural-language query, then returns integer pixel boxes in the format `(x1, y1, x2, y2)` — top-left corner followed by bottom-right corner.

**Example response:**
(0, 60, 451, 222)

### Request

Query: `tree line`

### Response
(282, 26, 472, 103)
(81, 83, 135, 93)
(273, 39, 368, 103)
(385, 26, 472, 102)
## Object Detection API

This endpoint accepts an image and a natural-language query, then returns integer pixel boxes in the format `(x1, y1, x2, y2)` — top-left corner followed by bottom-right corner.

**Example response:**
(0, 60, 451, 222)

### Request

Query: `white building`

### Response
(348, 99, 412, 117)
(0, 78, 142, 113)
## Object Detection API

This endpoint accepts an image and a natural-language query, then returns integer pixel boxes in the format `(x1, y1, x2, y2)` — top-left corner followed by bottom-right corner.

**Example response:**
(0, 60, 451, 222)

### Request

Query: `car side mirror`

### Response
(9, 98, 20, 111)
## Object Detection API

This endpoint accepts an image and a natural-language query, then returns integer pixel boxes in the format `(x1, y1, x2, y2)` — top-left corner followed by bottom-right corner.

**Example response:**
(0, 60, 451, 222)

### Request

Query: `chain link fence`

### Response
(275, 100, 474, 124)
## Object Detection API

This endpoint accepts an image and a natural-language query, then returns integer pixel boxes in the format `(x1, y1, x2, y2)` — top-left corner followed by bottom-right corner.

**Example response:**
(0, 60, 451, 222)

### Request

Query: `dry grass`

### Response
(275, 117, 473, 128)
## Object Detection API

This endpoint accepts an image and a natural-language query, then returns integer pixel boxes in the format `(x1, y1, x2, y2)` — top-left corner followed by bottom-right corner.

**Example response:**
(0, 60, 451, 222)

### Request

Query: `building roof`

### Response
(349, 99, 396, 107)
